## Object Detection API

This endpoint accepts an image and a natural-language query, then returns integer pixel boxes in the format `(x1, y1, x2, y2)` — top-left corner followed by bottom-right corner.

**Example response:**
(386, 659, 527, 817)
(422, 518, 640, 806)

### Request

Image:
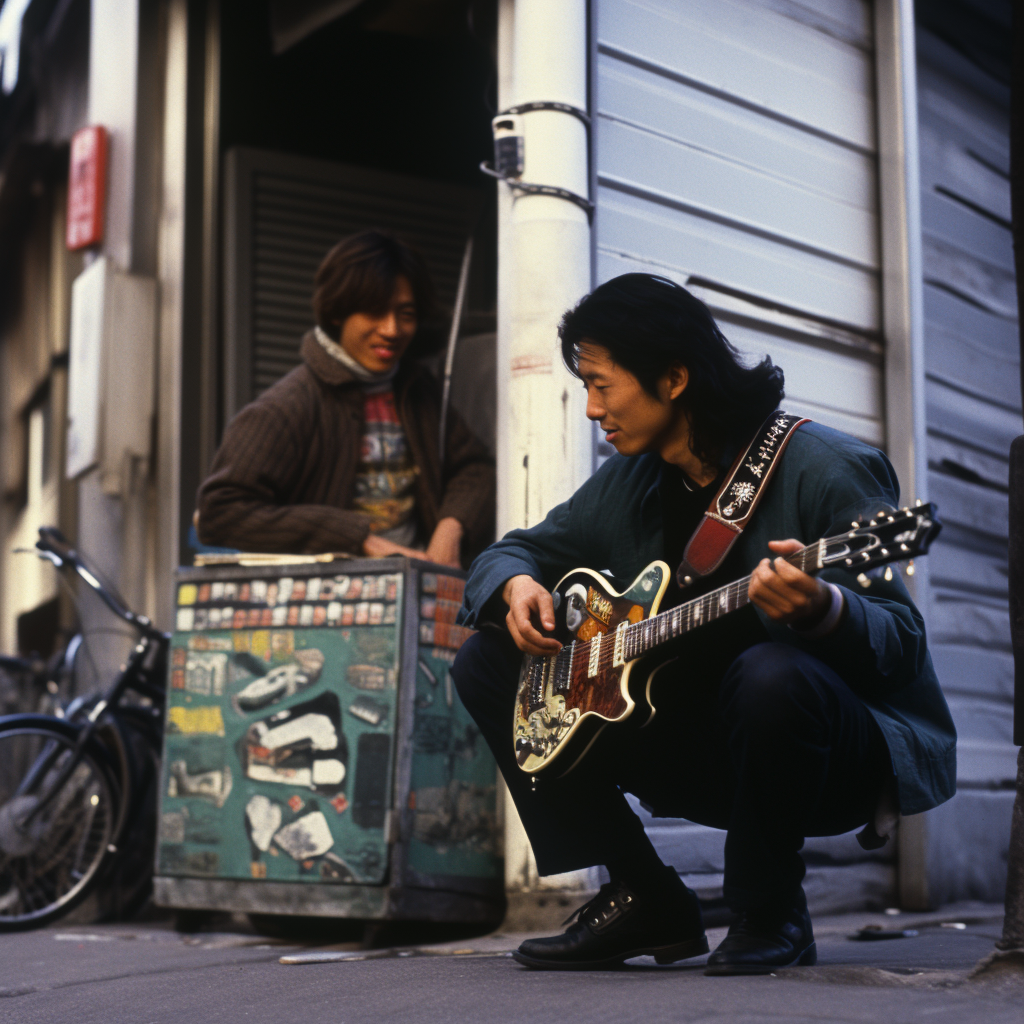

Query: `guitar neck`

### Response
(625, 541, 824, 660)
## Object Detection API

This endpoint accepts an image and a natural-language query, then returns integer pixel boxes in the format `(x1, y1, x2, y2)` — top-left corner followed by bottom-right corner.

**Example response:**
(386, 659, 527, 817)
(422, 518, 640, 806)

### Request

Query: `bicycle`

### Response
(0, 527, 169, 930)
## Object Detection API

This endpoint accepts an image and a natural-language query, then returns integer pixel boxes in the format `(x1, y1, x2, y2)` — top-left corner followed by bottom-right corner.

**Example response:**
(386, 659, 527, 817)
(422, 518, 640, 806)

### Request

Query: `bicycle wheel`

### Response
(0, 723, 119, 930)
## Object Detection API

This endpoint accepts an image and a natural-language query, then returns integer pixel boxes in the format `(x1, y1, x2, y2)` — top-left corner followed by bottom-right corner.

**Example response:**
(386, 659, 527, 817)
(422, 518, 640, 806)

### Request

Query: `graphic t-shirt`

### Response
(352, 387, 419, 546)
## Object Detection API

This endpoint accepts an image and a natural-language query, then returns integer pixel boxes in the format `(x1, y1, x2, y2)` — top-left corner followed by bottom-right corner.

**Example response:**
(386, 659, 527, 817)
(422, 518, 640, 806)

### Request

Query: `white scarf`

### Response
(315, 325, 399, 387)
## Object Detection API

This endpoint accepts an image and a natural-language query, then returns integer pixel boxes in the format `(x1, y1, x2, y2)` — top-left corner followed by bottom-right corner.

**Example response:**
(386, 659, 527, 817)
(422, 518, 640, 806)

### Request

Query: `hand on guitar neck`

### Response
(751, 539, 833, 630)
(502, 538, 832, 656)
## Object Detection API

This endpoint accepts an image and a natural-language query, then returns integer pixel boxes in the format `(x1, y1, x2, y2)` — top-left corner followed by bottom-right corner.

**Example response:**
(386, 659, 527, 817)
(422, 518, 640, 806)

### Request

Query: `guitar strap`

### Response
(677, 411, 809, 588)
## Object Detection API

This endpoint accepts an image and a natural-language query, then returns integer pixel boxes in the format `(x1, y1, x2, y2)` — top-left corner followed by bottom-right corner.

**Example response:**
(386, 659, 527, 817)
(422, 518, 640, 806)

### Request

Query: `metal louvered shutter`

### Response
(223, 147, 479, 416)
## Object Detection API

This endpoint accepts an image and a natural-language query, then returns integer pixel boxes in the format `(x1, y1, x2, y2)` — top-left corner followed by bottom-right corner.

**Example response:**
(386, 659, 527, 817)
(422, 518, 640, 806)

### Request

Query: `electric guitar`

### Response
(513, 503, 941, 777)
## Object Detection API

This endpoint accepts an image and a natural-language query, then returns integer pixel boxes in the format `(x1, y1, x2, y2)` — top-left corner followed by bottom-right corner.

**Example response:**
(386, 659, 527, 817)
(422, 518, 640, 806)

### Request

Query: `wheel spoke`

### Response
(0, 727, 116, 927)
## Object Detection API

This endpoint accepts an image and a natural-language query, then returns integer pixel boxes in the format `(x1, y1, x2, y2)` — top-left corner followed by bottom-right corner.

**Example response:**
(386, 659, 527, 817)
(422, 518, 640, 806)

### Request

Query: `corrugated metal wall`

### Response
(592, 0, 895, 909)
(914, 17, 1017, 902)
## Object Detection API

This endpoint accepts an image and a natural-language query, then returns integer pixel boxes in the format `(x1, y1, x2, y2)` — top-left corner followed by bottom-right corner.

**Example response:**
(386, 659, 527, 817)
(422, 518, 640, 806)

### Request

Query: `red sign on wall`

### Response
(66, 126, 108, 251)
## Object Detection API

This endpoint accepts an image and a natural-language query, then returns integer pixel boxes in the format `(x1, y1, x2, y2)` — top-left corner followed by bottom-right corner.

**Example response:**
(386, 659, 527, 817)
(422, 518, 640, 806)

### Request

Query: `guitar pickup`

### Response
(588, 632, 602, 677)
(612, 623, 627, 667)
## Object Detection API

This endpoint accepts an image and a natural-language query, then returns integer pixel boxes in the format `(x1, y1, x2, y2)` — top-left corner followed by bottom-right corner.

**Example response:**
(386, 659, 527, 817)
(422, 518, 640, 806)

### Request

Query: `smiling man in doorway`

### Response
(452, 274, 955, 974)
(197, 230, 494, 566)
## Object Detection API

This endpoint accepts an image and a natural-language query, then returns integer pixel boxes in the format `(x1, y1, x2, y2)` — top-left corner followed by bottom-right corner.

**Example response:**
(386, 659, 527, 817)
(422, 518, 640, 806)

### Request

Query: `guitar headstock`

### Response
(820, 502, 941, 575)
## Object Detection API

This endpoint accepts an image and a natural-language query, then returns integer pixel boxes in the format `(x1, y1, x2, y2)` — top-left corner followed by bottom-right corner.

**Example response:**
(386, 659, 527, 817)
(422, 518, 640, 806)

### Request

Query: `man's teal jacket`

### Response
(459, 420, 956, 817)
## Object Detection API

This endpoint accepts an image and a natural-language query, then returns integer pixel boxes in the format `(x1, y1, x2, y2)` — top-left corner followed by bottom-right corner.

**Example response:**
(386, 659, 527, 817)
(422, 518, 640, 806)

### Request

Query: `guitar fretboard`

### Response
(623, 540, 824, 659)
(525, 504, 933, 715)
(530, 541, 825, 705)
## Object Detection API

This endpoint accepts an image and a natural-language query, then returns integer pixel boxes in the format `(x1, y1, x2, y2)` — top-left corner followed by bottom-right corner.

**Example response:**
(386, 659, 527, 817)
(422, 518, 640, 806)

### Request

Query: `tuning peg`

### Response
(905, 560, 915, 576)
(915, 499, 923, 506)
(857, 573, 871, 588)
(884, 566, 893, 581)
(851, 521, 859, 529)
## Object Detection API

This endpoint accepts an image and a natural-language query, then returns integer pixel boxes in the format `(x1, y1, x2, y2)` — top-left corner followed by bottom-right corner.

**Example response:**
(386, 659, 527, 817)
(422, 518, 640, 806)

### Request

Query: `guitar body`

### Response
(513, 561, 670, 776)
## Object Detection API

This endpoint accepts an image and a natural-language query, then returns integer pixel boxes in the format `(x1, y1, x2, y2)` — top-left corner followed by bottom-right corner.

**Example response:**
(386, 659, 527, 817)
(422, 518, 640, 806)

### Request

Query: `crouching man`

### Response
(451, 274, 955, 974)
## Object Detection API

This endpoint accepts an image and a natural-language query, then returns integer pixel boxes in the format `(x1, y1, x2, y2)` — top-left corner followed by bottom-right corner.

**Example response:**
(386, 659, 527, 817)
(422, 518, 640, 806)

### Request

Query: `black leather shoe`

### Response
(704, 890, 816, 976)
(512, 880, 708, 970)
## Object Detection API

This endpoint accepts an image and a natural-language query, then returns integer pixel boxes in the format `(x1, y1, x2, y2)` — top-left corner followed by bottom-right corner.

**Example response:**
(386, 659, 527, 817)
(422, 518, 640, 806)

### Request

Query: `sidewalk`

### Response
(0, 903, 1020, 1023)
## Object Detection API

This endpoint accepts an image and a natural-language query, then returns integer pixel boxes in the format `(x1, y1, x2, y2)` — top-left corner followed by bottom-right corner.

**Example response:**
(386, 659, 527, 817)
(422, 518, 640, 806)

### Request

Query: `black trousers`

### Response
(451, 629, 892, 911)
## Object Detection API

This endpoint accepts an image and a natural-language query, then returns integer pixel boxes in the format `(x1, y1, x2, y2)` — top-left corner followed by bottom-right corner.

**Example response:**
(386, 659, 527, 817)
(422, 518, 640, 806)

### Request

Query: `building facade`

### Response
(0, 0, 1016, 916)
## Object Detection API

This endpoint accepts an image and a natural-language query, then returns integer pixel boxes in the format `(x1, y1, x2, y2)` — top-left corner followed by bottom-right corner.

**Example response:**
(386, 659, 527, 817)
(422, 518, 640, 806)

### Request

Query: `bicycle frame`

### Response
(12, 529, 169, 827)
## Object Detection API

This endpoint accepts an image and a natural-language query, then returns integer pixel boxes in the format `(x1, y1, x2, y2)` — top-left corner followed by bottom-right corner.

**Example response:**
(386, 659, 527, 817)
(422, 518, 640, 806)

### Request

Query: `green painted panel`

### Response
(158, 570, 403, 886)
(407, 573, 500, 880)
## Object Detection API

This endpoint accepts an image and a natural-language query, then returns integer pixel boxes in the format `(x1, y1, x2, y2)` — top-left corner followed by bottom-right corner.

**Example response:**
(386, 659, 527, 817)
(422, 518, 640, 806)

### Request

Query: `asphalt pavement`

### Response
(1, 902, 1021, 1024)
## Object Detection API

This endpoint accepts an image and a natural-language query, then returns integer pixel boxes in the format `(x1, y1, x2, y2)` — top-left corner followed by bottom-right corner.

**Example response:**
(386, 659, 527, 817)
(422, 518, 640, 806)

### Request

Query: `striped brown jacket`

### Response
(196, 332, 495, 562)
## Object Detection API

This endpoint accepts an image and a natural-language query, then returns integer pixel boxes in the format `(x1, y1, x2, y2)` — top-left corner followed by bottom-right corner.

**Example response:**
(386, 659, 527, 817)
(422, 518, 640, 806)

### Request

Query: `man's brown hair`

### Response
(312, 229, 439, 356)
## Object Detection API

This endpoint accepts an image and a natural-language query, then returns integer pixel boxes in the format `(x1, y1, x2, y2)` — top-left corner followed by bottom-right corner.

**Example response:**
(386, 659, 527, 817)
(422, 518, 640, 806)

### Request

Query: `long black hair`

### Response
(559, 274, 785, 466)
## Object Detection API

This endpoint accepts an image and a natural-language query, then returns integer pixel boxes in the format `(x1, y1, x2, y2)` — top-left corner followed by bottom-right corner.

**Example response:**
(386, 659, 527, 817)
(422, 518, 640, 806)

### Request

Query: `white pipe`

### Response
(497, 0, 594, 897)
(498, 0, 592, 539)
(874, 0, 933, 916)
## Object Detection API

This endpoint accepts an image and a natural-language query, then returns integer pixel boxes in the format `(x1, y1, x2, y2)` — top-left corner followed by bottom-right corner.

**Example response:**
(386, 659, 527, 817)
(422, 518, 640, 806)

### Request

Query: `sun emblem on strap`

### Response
(722, 480, 757, 517)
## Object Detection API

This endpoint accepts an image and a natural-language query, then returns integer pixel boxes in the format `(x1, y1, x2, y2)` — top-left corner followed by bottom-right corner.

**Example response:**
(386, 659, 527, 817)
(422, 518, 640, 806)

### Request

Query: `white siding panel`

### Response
(599, 118, 878, 269)
(599, 0, 876, 150)
(930, 644, 1015, 703)
(930, 593, 1011, 649)
(924, 320, 1019, 412)
(597, 193, 880, 332)
(922, 235, 1017, 320)
(928, 471, 1008, 541)
(917, 64, 1010, 173)
(596, 250, 883, 444)
(724, 322, 883, 436)
(926, 378, 1022, 458)
(948, 696, 1014, 747)
(919, 120, 1011, 226)
(923, 283, 1018, 363)
(920, 191, 1013, 272)
(929, 539, 1009, 599)
(928, 435, 1008, 491)
(595, 0, 882, 455)
(597, 57, 877, 212)
(955, 743, 1019, 787)
(758, 0, 873, 50)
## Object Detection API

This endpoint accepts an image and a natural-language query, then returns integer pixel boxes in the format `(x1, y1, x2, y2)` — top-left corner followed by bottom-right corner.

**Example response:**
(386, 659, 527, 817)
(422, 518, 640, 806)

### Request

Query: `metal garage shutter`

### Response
(223, 147, 478, 417)
(592, 0, 892, 911)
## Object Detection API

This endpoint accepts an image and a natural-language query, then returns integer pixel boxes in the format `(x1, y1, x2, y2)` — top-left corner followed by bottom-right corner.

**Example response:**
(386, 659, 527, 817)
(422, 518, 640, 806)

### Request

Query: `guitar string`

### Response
(532, 510, 922, 716)
(543, 542, 826, 685)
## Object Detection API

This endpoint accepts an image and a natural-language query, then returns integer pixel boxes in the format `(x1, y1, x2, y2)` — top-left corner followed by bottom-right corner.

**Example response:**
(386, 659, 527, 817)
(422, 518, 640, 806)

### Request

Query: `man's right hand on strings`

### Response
(503, 575, 562, 656)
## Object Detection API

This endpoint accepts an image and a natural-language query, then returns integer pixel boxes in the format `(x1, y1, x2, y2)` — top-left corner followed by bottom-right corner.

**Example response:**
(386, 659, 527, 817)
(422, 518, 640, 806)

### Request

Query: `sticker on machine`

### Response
(240, 692, 348, 794)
